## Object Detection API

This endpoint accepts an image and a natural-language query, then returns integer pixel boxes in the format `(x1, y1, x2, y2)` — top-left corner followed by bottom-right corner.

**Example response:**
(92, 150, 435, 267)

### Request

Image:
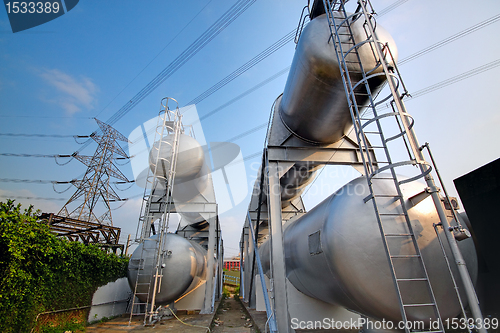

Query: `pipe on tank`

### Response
(259, 175, 477, 323)
(279, 13, 397, 144)
(127, 233, 207, 305)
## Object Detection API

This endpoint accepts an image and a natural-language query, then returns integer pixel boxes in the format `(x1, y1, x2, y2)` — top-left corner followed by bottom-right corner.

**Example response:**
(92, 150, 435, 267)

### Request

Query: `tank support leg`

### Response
(247, 225, 256, 309)
(268, 161, 292, 333)
(242, 223, 250, 302)
(201, 213, 216, 314)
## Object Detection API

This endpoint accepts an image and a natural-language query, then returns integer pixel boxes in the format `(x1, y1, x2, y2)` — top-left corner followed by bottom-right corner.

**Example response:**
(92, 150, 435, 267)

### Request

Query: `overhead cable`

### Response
(75, 0, 256, 154)
(3, 58, 499, 161)
(377, 0, 410, 17)
(102, 0, 256, 128)
(186, 30, 296, 106)
(0, 178, 134, 184)
(93, 0, 215, 119)
(398, 14, 500, 65)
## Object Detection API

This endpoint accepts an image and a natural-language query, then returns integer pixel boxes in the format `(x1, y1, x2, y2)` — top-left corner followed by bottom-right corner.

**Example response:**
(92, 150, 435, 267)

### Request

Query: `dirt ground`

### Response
(86, 308, 215, 333)
(84, 295, 264, 333)
(211, 295, 257, 333)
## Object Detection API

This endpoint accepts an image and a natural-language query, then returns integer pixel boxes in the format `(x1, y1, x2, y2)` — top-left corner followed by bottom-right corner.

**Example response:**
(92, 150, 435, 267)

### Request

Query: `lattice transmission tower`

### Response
(57, 118, 131, 226)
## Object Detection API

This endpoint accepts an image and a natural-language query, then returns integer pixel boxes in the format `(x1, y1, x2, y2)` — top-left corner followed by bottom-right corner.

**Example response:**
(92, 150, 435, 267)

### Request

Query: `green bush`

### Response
(0, 200, 129, 333)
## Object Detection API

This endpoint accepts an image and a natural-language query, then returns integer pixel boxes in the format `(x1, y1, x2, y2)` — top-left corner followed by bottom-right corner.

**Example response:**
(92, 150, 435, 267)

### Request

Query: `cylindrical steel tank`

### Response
(279, 162, 321, 208)
(260, 175, 477, 323)
(127, 233, 207, 305)
(258, 162, 321, 208)
(149, 133, 209, 207)
(149, 133, 205, 181)
(279, 13, 397, 144)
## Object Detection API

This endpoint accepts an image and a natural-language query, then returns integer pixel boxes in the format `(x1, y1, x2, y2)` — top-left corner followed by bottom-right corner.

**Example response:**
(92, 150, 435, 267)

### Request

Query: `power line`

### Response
(93, 0, 214, 119)
(372, 58, 500, 113)
(7, 10, 499, 142)
(103, 0, 256, 128)
(199, 66, 290, 121)
(407, 58, 500, 99)
(0, 153, 129, 160)
(0, 192, 143, 203)
(377, 0, 410, 17)
(243, 151, 262, 162)
(0, 133, 88, 138)
(240, 57, 500, 163)
(127, 66, 290, 152)
(75, 0, 257, 155)
(79, 0, 406, 151)
(4, 10, 500, 160)
(0, 178, 134, 184)
(0, 195, 130, 202)
(186, 0, 416, 112)
(186, 30, 296, 106)
(226, 123, 268, 143)
(231, 58, 500, 154)
(7, 53, 495, 202)
(0, 153, 65, 158)
(0, 195, 71, 201)
(0, 115, 92, 119)
(398, 14, 500, 65)
(0, 179, 66, 184)
(4, 57, 499, 161)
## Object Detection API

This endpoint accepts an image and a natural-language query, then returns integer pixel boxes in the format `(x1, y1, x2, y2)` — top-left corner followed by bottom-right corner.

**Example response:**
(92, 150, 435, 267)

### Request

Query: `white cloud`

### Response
(39, 68, 98, 114)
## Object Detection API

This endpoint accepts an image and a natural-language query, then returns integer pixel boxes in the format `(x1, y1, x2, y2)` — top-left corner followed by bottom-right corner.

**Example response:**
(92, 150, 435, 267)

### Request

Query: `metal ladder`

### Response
(322, 1, 447, 331)
(129, 97, 182, 325)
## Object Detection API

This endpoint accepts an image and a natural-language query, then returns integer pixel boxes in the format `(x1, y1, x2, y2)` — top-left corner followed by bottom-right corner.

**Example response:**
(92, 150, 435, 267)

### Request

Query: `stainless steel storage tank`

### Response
(260, 175, 477, 323)
(127, 233, 207, 305)
(149, 133, 209, 206)
(279, 13, 397, 144)
(149, 133, 205, 181)
(260, 162, 321, 208)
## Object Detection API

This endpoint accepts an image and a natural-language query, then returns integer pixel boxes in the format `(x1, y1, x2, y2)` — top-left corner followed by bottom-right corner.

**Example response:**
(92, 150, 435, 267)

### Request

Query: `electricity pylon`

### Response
(58, 118, 131, 226)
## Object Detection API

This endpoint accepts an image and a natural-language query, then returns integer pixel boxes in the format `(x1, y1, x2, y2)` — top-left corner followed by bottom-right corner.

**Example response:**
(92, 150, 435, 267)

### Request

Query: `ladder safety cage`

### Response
(320, 1, 483, 331)
(129, 97, 183, 326)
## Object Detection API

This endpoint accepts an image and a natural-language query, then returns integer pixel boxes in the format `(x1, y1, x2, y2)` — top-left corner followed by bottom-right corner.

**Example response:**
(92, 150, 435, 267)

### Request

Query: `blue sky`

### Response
(1, 0, 500, 257)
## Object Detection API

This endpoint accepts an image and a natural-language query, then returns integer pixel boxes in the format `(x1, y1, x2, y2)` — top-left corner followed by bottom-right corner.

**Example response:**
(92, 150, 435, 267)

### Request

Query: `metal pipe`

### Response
(425, 176, 484, 331)
(422, 142, 465, 230)
(247, 211, 277, 333)
(201, 213, 217, 314)
(433, 223, 472, 333)
(239, 231, 245, 298)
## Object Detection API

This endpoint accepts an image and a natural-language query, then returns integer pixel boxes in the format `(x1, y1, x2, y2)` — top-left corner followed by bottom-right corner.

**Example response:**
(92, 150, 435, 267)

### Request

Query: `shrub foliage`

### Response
(0, 200, 129, 333)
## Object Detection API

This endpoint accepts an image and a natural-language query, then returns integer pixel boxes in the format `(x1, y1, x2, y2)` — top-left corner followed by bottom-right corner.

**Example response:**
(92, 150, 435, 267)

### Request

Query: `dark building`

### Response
(454, 157, 500, 318)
